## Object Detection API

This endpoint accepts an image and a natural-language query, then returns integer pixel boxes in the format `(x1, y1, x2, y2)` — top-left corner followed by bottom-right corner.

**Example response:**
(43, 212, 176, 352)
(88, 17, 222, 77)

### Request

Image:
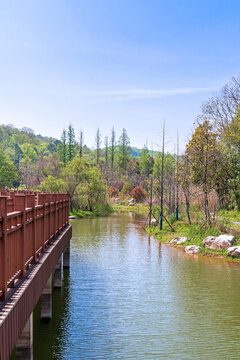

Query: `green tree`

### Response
(60, 129, 67, 166)
(62, 157, 88, 211)
(83, 167, 107, 212)
(117, 128, 130, 170)
(139, 145, 153, 175)
(222, 106, 240, 209)
(0, 150, 18, 189)
(40, 175, 66, 192)
(186, 120, 218, 222)
(67, 124, 76, 161)
(79, 129, 83, 158)
(179, 155, 192, 224)
(104, 136, 109, 165)
(95, 128, 101, 164)
(110, 127, 115, 168)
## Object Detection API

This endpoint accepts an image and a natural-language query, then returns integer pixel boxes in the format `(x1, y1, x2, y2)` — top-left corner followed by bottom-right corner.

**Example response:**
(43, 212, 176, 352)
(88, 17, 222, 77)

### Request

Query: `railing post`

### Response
(45, 194, 51, 243)
(50, 194, 57, 239)
(61, 194, 64, 230)
(14, 195, 26, 278)
(26, 194, 37, 263)
(37, 193, 47, 249)
(0, 197, 7, 300)
(66, 194, 69, 225)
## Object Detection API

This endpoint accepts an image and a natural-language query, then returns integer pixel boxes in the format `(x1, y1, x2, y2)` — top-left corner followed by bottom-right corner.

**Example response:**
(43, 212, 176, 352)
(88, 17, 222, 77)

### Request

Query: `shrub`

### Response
(131, 186, 147, 202)
(121, 182, 132, 195)
(109, 186, 118, 197)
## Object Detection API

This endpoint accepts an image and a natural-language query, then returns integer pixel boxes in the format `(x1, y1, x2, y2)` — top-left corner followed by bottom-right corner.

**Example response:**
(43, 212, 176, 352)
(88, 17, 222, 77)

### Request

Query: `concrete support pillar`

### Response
(53, 256, 62, 288)
(16, 314, 33, 360)
(41, 274, 52, 321)
(63, 242, 70, 268)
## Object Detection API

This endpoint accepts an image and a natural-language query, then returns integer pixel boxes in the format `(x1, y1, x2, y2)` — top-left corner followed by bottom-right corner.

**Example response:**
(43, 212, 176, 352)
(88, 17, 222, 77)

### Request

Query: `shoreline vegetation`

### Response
(70, 204, 113, 218)
(113, 202, 240, 261)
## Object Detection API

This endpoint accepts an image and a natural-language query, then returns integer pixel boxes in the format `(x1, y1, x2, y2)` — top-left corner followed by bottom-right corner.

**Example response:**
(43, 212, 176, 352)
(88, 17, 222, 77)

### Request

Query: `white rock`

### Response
(151, 219, 158, 226)
(69, 215, 76, 219)
(185, 245, 201, 254)
(170, 237, 188, 245)
(216, 234, 235, 243)
(203, 234, 234, 249)
(202, 236, 216, 247)
(128, 198, 135, 203)
(227, 246, 240, 257)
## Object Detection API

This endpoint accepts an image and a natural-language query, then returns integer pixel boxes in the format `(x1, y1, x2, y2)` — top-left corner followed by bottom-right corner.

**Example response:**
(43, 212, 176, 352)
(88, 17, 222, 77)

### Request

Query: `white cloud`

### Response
(88, 87, 216, 102)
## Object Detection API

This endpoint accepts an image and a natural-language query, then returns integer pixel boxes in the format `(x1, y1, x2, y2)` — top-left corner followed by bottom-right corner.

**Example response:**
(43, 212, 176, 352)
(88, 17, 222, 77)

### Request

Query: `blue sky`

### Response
(0, 0, 240, 152)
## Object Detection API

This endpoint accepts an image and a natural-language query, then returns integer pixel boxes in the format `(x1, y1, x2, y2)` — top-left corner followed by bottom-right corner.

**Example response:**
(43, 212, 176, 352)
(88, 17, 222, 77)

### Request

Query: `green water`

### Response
(31, 213, 240, 359)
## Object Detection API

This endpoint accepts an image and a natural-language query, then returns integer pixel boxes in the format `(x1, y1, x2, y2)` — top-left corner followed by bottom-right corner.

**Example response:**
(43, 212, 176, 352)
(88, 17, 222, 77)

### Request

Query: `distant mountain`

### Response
(130, 147, 158, 158)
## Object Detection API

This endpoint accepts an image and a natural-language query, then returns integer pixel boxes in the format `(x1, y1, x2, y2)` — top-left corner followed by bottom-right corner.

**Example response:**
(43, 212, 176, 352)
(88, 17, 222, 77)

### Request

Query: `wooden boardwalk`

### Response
(0, 191, 72, 360)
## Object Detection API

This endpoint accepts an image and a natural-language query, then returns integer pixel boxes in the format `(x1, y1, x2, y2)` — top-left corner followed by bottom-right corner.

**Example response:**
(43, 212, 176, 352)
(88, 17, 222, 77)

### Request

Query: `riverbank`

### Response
(70, 204, 113, 218)
(110, 203, 240, 260)
(113, 204, 149, 214)
(146, 218, 240, 260)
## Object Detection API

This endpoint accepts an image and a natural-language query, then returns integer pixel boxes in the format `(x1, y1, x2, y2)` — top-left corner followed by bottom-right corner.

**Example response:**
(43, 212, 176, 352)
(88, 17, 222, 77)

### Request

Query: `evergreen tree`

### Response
(95, 128, 101, 164)
(67, 124, 75, 162)
(79, 129, 83, 158)
(110, 127, 115, 168)
(61, 129, 67, 166)
(139, 145, 152, 175)
(104, 136, 109, 165)
(117, 128, 130, 170)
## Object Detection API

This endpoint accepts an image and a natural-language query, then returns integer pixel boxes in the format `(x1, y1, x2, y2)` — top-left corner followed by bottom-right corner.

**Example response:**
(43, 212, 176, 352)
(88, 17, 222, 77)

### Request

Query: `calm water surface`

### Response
(33, 213, 240, 359)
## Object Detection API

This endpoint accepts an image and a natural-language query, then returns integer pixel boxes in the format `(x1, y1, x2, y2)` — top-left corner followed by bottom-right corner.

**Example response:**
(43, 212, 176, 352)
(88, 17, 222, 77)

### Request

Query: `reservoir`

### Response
(33, 213, 240, 359)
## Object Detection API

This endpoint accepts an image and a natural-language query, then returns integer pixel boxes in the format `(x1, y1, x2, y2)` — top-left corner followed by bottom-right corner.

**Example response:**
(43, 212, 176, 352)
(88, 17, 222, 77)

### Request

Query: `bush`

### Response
(109, 186, 118, 197)
(131, 186, 147, 202)
(121, 182, 132, 195)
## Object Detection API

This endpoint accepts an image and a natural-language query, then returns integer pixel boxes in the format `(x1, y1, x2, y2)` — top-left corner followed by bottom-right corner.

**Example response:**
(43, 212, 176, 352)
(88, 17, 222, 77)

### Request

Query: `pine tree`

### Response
(104, 136, 109, 165)
(79, 129, 83, 158)
(110, 127, 115, 168)
(67, 124, 75, 161)
(139, 145, 152, 175)
(61, 129, 67, 166)
(117, 128, 130, 170)
(95, 128, 101, 164)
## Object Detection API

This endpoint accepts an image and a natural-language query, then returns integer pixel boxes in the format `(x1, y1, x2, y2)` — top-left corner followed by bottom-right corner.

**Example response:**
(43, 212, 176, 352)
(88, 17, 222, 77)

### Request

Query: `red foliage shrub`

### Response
(109, 186, 118, 197)
(131, 186, 147, 202)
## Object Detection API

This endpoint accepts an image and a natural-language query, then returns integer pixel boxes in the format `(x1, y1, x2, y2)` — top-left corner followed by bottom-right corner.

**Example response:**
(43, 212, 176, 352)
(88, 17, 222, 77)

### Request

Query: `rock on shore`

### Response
(185, 245, 201, 254)
(170, 237, 188, 245)
(227, 246, 240, 258)
(203, 235, 234, 249)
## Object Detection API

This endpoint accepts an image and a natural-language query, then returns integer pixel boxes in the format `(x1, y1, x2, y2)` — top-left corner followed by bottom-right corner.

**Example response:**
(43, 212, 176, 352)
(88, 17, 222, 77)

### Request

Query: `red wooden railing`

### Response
(0, 191, 69, 301)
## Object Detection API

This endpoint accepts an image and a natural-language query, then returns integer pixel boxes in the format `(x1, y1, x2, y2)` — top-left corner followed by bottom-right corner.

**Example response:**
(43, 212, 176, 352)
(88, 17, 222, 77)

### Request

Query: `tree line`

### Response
(0, 75, 240, 220)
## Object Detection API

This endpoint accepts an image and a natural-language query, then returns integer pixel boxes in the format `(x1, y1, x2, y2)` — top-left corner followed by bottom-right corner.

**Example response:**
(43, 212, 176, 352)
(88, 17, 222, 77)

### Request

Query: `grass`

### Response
(147, 216, 240, 260)
(70, 204, 113, 218)
(113, 204, 149, 214)
(113, 201, 240, 260)
(216, 208, 240, 223)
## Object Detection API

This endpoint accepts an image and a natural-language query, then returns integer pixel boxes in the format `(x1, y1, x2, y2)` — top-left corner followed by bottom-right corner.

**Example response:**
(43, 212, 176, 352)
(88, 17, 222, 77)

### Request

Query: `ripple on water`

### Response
(33, 214, 240, 360)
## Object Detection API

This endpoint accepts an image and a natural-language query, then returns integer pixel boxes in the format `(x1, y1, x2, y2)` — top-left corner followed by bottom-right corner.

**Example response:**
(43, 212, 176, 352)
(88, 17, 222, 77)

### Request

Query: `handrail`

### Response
(0, 192, 69, 301)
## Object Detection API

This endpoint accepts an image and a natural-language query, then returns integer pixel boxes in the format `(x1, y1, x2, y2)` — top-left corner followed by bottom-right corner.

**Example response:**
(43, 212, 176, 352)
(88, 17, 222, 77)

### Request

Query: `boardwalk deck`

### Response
(0, 192, 71, 360)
